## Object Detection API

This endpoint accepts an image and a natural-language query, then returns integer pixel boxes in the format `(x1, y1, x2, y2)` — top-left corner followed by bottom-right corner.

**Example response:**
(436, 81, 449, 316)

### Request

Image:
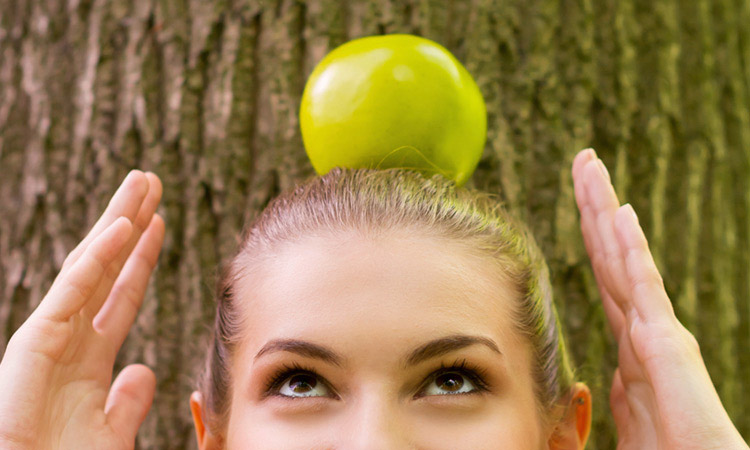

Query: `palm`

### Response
(572, 149, 747, 450)
(14, 314, 123, 448)
(0, 171, 164, 449)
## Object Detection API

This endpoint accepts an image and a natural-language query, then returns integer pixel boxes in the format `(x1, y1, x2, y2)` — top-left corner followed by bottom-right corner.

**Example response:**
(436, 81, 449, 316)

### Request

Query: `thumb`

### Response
(105, 364, 156, 445)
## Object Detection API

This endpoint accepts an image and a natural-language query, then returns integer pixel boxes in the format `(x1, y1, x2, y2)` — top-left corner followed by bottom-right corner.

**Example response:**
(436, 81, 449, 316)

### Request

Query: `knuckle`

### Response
(110, 283, 141, 310)
(590, 254, 605, 272)
(132, 215, 150, 235)
(65, 272, 95, 300)
(138, 251, 158, 273)
(654, 270, 665, 288)
(4, 328, 24, 355)
(631, 269, 663, 292)
(90, 247, 111, 273)
(5, 318, 71, 362)
(679, 325, 701, 354)
(60, 250, 78, 272)
(104, 259, 123, 283)
(640, 320, 702, 366)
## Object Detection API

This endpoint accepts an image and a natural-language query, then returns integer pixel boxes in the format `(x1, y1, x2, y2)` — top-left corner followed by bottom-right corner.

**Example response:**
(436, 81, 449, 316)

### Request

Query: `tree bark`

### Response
(1, 0, 748, 448)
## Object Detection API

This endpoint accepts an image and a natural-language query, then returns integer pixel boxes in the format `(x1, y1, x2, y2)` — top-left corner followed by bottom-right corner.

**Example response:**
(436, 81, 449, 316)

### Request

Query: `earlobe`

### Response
(190, 391, 206, 445)
(572, 383, 592, 447)
(190, 391, 223, 450)
(548, 382, 592, 450)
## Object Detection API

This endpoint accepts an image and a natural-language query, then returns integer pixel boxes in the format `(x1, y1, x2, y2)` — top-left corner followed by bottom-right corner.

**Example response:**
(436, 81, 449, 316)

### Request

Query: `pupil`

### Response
(436, 373, 464, 391)
(289, 374, 317, 393)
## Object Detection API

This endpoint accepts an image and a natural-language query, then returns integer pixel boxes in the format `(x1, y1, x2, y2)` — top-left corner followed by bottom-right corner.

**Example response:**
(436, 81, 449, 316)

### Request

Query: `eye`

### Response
(415, 360, 490, 398)
(419, 371, 478, 396)
(270, 370, 335, 398)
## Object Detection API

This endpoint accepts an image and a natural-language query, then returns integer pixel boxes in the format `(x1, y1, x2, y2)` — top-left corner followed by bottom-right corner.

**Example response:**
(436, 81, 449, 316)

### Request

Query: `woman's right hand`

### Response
(572, 149, 748, 449)
(0, 170, 164, 449)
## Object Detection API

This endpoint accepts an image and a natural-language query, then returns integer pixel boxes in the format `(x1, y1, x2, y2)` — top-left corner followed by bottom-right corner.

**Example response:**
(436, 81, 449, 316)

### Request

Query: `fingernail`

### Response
(126, 169, 143, 182)
(623, 203, 638, 223)
(582, 147, 597, 159)
(596, 159, 610, 182)
(114, 215, 133, 228)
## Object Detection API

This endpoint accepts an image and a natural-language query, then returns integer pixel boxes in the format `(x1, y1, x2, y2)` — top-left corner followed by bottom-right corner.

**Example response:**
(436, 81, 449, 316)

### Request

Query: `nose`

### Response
(342, 392, 412, 450)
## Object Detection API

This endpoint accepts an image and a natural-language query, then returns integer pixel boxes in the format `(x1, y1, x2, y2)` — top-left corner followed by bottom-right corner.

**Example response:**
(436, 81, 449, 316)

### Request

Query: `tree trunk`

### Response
(1, 0, 748, 448)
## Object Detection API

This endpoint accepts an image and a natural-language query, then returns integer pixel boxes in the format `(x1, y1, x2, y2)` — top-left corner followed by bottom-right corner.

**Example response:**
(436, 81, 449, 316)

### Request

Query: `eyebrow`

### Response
(404, 334, 502, 367)
(253, 334, 501, 368)
(254, 339, 344, 367)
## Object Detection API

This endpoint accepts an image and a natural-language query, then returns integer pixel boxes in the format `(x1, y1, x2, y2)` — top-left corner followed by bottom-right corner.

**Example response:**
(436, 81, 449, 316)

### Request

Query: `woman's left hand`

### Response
(572, 148, 748, 449)
(0, 171, 164, 449)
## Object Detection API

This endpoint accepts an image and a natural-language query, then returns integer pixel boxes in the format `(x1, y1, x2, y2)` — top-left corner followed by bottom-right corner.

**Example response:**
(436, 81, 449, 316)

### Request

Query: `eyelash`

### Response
(262, 358, 490, 399)
(416, 358, 490, 397)
(263, 362, 323, 398)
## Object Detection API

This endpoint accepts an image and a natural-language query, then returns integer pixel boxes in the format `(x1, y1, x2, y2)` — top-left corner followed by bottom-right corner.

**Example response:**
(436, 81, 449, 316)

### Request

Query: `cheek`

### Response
(224, 398, 545, 450)
(406, 399, 545, 449)
(225, 400, 334, 450)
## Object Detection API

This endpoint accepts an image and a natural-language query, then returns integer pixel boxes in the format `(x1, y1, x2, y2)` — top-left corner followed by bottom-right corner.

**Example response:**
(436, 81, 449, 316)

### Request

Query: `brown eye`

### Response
(435, 372, 464, 392)
(289, 374, 316, 393)
(419, 370, 478, 396)
(278, 372, 332, 398)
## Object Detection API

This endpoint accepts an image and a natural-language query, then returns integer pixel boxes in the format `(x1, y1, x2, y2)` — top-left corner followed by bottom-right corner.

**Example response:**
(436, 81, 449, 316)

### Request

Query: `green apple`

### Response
(299, 34, 486, 187)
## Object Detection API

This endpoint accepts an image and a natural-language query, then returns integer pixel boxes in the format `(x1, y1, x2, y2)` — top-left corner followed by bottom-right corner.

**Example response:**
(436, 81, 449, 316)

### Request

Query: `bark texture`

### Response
(1, 0, 749, 448)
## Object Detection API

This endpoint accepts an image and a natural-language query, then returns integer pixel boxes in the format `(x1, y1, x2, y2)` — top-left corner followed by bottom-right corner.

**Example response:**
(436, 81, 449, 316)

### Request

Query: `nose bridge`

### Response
(344, 389, 411, 450)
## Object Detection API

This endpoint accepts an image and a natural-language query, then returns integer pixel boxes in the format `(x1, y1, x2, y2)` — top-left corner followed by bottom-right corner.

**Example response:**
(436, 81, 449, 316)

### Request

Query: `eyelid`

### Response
(262, 359, 491, 400)
(263, 364, 338, 399)
(414, 359, 490, 398)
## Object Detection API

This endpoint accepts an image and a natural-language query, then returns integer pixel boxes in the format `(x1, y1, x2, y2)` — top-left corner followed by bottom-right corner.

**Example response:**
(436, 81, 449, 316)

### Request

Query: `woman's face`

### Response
(205, 231, 558, 449)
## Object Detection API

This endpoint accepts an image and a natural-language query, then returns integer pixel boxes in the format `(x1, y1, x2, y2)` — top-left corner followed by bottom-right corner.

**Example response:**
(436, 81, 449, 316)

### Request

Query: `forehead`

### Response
(235, 231, 526, 354)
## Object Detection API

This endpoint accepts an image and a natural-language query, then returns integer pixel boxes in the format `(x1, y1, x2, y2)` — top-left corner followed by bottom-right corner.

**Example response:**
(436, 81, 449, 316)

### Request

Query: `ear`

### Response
(547, 382, 592, 450)
(190, 391, 224, 450)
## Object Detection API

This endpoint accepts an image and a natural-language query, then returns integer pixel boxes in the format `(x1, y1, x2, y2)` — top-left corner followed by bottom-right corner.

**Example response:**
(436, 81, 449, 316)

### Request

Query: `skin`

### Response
(190, 230, 589, 449)
(0, 150, 746, 449)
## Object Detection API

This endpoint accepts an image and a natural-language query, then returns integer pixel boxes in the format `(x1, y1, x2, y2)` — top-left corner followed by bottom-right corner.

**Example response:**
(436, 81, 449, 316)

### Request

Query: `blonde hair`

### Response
(199, 167, 576, 434)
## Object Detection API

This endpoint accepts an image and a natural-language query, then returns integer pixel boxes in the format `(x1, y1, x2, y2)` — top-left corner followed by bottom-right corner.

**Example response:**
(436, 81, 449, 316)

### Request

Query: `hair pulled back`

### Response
(198, 167, 576, 434)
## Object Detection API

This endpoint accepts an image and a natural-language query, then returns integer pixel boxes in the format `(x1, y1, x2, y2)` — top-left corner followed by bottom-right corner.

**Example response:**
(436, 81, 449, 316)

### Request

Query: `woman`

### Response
(0, 149, 746, 449)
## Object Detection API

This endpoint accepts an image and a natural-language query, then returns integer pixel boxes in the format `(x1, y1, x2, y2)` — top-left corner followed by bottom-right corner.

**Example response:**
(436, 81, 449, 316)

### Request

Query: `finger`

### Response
(105, 364, 156, 445)
(573, 150, 626, 338)
(95, 214, 165, 353)
(582, 159, 633, 313)
(609, 367, 630, 435)
(572, 148, 597, 185)
(583, 213, 627, 339)
(601, 290, 627, 343)
(82, 172, 163, 319)
(36, 217, 133, 322)
(613, 204, 676, 324)
(573, 151, 603, 264)
(59, 170, 150, 276)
